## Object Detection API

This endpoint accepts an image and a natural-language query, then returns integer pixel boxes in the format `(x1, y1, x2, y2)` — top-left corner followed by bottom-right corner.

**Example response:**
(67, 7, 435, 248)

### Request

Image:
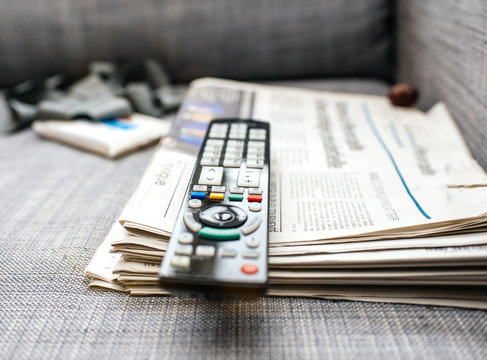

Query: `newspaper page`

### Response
(117, 78, 487, 244)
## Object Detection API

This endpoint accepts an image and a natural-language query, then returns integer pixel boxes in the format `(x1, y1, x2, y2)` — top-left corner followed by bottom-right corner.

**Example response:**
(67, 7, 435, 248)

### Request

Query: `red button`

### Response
(241, 263, 259, 275)
(248, 195, 262, 202)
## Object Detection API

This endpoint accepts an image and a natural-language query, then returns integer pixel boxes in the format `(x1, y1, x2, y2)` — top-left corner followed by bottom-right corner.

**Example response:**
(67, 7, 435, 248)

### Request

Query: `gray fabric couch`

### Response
(1, 1, 486, 358)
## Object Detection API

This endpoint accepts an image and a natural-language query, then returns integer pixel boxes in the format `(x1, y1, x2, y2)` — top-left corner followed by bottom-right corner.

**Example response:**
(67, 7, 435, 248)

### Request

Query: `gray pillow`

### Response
(0, 0, 393, 87)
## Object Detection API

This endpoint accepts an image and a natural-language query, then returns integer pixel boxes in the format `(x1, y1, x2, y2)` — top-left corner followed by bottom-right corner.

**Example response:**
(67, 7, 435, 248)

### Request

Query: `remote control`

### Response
(159, 118, 270, 298)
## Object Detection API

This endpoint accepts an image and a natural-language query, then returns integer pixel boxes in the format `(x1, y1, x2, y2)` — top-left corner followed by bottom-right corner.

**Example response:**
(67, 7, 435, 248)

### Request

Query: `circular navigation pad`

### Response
(199, 205, 247, 228)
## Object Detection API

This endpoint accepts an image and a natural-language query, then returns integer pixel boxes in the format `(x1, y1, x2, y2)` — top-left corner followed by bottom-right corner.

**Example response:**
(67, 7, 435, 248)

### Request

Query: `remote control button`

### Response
(223, 159, 242, 168)
(229, 132, 246, 140)
(193, 185, 207, 192)
(208, 132, 227, 139)
(247, 153, 265, 161)
(200, 158, 220, 166)
(219, 248, 237, 258)
(175, 244, 193, 256)
(246, 159, 264, 169)
(225, 145, 245, 153)
(249, 203, 262, 212)
(195, 245, 216, 257)
(202, 151, 221, 158)
(204, 144, 224, 151)
(243, 250, 260, 259)
(183, 213, 202, 232)
(211, 186, 226, 193)
(198, 227, 241, 240)
(241, 263, 259, 275)
(237, 168, 260, 187)
(199, 204, 247, 228)
(191, 191, 206, 200)
(211, 123, 229, 131)
(230, 187, 244, 194)
(171, 255, 190, 269)
(248, 133, 266, 141)
(245, 237, 260, 248)
(178, 232, 194, 244)
(228, 193, 243, 201)
(206, 139, 225, 146)
(223, 152, 243, 160)
(248, 189, 263, 195)
(188, 199, 202, 208)
(209, 192, 225, 201)
(248, 194, 262, 202)
(248, 141, 265, 151)
(227, 140, 245, 147)
(199, 166, 223, 186)
(240, 217, 262, 235)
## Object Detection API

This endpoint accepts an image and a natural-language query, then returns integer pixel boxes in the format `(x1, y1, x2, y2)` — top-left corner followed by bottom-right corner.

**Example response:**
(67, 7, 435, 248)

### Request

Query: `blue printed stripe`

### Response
(362, 103, 431, 219)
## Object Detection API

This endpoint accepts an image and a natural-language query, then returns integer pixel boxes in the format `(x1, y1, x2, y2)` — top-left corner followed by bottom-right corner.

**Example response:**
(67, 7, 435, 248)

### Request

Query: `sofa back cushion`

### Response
(0, 0, 394, 87)
(398, 0, 487, 169)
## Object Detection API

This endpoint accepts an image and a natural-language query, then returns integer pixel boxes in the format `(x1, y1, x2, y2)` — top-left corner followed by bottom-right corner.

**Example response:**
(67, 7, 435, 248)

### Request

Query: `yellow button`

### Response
(209, 192, 225, 201)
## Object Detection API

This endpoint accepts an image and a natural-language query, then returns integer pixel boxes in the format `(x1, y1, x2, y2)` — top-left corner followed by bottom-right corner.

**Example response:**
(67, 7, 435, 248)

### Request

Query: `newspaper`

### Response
(85, 77, 487, 308)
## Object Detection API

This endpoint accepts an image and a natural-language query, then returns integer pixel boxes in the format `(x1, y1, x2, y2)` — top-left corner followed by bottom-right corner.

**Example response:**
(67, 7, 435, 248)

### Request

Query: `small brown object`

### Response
(387, 83, 419, 107)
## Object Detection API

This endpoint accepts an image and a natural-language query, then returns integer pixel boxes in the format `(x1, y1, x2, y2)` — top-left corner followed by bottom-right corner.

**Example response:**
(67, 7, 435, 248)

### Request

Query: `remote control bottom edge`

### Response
(159, 278, 268, 299)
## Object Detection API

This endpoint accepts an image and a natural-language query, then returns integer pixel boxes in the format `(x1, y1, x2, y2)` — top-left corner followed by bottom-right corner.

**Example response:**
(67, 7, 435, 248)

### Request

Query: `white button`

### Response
(248, 203, 262, 212)
(247, 159, 264, 169)
(223, 159, 241, 168)
(206, 139, 224, 146)
(188, 199, 202, 208)
(175, 244, 193, 256)
(247, 153, 264, 160)
(249, 133, 266, 140)
(245, 237, 260, 248)
(229, 132, 246, 139)
(227, 140, 245, 147)
(243, 250, 260, 259)
(178, 232, 194, 244)
(241, 217, 262, 235)
(219, 248, 237, 258)
(202, 151, 221, 158)
(211, 124, 228, 132)
(196, 245, 216, 257)
(183, 213, 202, 232)
(200, 158, 219, 166)
(171, 255, 190, 268)
(211, 186, 226, 193)
(193, 185, 207, 192)
(225, 145, 245, 153)
(223, 152, 243, 160)
(209, 131, 227, 139)
(198, 166, 224, 186)
(248, 188, 263, 195)
(230, 187, 244, 194)
(248, 141, 265, 151)
(237, 168, 260, 187)
(204, 144, 224, 151)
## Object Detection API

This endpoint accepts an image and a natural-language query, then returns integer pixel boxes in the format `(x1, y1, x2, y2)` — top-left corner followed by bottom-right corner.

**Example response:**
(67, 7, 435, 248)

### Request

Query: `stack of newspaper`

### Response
(86, 78, 487, 309)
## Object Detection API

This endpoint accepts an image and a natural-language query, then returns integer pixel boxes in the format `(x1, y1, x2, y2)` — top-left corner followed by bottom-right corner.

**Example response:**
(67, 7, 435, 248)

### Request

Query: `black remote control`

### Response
(159, 118, 270, 298)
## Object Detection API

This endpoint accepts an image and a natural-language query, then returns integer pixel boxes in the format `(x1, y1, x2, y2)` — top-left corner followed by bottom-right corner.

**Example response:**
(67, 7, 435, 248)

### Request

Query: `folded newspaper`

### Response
(85, 78, 487, 309)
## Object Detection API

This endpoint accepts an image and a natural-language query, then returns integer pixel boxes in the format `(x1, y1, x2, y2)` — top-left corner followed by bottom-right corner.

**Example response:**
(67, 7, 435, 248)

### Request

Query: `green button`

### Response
(228, 193, 243, 201)
(198, 227, 241, 240)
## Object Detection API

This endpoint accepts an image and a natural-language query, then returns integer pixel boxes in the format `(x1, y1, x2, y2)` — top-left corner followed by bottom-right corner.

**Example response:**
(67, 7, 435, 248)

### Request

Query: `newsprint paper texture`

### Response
(86, 78, 487, 309)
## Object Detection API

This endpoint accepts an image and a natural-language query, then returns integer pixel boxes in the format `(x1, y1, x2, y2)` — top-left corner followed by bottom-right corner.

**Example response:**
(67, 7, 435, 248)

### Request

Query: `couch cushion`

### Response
(398, 0, 487, 170)
(0, 0, 394, 87)
(1, 79, 487, 358)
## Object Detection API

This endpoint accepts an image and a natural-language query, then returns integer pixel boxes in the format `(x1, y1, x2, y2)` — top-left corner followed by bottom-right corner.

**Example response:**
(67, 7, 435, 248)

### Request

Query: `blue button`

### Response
(191, 191, 206, 200)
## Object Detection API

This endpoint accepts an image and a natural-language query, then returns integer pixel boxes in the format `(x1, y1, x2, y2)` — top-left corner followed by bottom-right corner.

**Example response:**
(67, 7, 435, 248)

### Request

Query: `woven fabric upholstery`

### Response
(0, 0, 394, 87)
(398, 0, 487, 169)
(1, 80, 487, 359)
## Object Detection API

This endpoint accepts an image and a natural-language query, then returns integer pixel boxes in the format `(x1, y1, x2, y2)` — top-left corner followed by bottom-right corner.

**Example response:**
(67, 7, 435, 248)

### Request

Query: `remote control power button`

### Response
(241, 263, 259, 275)
(188, 199, 202, 208)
